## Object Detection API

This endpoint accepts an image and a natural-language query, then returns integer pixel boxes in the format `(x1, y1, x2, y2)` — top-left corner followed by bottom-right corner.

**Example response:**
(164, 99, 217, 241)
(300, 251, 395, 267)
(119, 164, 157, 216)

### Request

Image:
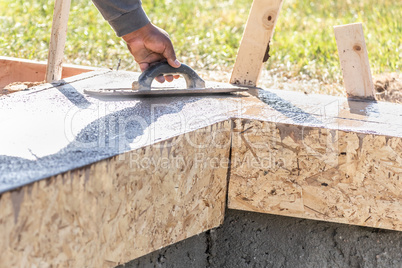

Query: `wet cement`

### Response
(1, 70, 401, 192)
(0, 71, 247, 192)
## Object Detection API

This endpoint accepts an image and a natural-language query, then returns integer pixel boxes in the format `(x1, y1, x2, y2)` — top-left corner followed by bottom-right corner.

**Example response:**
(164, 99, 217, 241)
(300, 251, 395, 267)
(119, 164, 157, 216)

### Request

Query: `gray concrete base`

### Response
(120, 209, 402, 268)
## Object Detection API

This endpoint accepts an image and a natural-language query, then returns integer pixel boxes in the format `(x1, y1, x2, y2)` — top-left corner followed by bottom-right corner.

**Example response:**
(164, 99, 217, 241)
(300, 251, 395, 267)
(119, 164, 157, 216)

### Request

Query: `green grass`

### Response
(0, 0, 400, 86)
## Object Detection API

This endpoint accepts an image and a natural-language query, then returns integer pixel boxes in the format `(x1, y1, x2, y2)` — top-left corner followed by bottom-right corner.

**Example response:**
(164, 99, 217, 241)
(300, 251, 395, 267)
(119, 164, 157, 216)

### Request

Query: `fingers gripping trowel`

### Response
(83, 62, 248, 97)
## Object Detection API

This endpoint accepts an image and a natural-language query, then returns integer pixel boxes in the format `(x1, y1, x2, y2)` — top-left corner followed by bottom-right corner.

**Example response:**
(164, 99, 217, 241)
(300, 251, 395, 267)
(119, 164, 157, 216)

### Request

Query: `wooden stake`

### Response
(46, 0, 71, 83)
(230, 0, 284, 87)
(334, 23, 375, 99)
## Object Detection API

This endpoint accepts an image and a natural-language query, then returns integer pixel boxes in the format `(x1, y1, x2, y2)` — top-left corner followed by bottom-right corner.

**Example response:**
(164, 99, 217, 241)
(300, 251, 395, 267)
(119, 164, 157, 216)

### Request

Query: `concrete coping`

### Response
(1, 70, 401, 193)
(1, 70, 401, 266)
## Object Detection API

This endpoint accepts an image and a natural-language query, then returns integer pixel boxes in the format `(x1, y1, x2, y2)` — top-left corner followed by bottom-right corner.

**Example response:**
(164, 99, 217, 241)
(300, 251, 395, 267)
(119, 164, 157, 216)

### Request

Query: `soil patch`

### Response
(373, 72, 402, 103)
(1, 81, 45, 96)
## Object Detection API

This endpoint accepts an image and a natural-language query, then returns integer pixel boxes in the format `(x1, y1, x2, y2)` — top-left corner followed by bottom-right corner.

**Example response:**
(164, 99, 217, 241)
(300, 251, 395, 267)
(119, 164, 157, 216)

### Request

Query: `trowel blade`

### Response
(84, 82, 249, 97)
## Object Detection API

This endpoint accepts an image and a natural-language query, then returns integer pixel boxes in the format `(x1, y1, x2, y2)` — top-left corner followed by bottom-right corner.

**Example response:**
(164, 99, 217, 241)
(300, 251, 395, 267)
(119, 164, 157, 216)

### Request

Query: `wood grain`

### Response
(230, 0, 284, 87)
(334, 23, 375, 98)
(46, 0, 72, 82)
(0, 56, 97, 89)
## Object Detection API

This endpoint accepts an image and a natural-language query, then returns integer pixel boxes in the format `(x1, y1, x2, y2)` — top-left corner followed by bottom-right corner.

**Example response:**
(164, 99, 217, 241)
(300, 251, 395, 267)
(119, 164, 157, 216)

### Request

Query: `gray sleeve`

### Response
(92, 0, 150, 37)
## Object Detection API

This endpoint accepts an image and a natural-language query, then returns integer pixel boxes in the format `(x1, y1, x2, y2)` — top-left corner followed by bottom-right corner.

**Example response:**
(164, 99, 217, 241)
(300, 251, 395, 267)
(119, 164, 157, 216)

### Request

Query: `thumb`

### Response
(139, 62, 150, 72)
(163, 42, 181, 68)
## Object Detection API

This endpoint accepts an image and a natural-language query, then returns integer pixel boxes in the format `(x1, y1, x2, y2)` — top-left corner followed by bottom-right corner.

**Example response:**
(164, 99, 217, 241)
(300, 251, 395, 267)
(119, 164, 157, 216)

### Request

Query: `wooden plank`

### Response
(0, 56, 98, 89)
(334, 23, 375, 98)
(0, 122, 230, 267)
(46, 0, 71, 83)
(229, 118, 402, 231)
(230, 0, 284, 87)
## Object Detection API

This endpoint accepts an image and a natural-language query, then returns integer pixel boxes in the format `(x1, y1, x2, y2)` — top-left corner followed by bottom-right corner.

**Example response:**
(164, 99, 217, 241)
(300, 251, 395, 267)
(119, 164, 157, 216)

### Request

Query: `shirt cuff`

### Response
(108, 5, 150, 37)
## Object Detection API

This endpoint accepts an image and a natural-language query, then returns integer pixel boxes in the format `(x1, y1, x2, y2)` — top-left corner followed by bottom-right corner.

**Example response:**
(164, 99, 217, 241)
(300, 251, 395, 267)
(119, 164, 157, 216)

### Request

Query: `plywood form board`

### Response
(0, 56, 99, 88)
(230, 0, 284, 87)
(0, 121, 230, 267)
(229, 118, 402, 231)
(334, 23, 375, 98)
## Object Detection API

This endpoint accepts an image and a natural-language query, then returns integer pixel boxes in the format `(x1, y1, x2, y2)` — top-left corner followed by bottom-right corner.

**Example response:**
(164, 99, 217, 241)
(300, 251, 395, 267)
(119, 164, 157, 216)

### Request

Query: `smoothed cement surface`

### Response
(0, 71, 246, 192)
(122, 209, 402, 268)
(1, 70, 401, 193)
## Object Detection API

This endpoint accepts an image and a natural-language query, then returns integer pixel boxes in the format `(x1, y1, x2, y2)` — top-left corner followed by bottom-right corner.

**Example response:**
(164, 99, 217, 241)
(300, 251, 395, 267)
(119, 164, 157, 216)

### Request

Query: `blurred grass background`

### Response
(0, 0, 400, 93)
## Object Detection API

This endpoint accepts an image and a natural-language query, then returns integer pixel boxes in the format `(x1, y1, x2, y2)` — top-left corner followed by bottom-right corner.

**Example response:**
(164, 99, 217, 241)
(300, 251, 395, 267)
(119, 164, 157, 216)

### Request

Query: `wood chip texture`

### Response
(0, 122, 230, 267)
(229, 119, 402, 231)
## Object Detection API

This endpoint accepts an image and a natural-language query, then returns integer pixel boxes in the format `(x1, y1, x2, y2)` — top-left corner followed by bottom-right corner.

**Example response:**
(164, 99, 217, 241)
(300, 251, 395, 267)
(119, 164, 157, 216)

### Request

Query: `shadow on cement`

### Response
(254, 88, 323, 125)
(347, 97, 379, 117)
(56, 81, 92, 109)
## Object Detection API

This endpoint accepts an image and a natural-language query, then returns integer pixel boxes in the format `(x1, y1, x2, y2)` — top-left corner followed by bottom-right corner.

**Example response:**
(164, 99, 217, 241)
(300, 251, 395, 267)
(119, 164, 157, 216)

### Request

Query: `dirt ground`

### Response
(198, 71, 402, 103)
(1, 73, 401, 104)
(1, 81, 44, 95)
(373, 72, 402, 103)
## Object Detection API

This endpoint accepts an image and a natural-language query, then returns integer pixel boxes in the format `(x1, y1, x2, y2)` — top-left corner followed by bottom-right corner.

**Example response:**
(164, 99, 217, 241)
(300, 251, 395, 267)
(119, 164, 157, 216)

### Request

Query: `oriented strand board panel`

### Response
(0, 121, 230, 267)
(229, 118, 402, 231)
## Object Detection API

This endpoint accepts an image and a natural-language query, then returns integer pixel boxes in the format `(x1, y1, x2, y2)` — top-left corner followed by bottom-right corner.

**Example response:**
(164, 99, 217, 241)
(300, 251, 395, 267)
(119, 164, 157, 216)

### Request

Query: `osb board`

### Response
(229, 118, 402, 231)
(0, 121, 230, 267)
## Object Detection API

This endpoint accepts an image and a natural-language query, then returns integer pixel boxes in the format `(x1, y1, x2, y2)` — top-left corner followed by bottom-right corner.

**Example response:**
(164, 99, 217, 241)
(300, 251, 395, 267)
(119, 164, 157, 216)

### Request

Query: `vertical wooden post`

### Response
(334, 23, 375, 99)
(230, 0, 284, 87)
(46, 0, 71, 83)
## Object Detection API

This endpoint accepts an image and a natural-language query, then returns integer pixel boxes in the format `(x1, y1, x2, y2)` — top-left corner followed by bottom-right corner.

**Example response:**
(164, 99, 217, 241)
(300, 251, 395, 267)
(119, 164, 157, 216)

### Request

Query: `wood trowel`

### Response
(83, 62, 249, 97)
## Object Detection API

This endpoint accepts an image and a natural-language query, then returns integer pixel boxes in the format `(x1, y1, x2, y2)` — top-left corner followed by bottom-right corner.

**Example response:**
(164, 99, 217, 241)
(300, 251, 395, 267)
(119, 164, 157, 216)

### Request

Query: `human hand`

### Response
(122, 23, 181, 83)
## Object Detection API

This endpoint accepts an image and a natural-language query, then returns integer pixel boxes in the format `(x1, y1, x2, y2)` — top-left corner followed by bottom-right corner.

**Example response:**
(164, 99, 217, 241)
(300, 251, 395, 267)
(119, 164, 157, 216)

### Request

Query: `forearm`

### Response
(91, 0, 150, 37)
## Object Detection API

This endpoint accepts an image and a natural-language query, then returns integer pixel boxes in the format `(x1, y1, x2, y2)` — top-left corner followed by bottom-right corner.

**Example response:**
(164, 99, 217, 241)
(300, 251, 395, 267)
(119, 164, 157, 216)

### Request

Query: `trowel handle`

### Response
(132, 62, 205, 91)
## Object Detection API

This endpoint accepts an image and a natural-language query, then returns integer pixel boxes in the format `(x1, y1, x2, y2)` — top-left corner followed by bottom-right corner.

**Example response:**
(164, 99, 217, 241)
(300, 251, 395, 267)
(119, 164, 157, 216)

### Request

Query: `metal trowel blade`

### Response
(84, 81, 249, 97)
